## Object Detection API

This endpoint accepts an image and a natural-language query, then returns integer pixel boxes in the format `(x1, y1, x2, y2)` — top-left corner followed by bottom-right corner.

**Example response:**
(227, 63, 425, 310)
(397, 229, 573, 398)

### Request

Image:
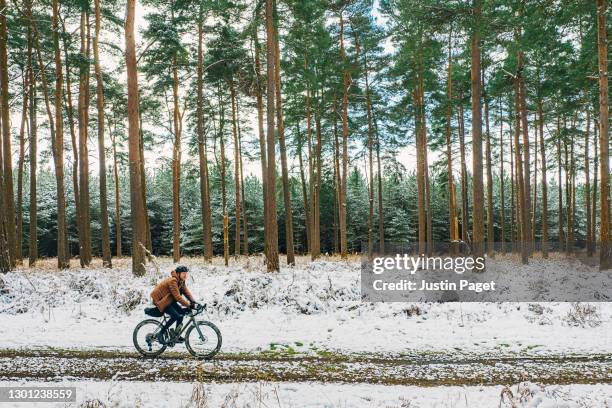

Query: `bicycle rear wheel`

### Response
(185, 321, 222, 359)
(133, 319, 167, 358)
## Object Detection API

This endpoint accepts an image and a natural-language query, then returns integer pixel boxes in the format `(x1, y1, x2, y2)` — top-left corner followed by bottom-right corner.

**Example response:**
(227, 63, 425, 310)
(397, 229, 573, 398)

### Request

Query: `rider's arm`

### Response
(182, 285, 196, 304)
(169, 280, 191, 308)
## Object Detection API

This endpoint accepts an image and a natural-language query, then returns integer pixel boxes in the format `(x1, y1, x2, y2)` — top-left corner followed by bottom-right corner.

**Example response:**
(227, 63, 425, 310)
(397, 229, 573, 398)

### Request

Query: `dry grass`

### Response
(564, 303, 602, 328)
(188, 382, 209, 408)
(78, 399, 107, 408)
(487, 250, 589, 262)
(14, 256, 134, 272)
(12, 253, 363, 274)
(9, 250, 593, 274)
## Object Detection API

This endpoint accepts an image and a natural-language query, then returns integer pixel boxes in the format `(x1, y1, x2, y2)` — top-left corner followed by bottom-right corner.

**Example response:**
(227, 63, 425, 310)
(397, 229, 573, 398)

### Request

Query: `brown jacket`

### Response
(151, 271, 194, 312)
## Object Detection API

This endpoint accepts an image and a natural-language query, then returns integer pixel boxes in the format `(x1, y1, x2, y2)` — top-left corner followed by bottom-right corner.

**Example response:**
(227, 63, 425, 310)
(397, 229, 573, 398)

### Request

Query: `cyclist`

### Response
(150, 265, 197, 344)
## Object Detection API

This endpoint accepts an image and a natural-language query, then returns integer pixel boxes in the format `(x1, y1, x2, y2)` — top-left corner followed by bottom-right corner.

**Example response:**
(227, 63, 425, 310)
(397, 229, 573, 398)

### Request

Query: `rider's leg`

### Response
(161, 302, 181, 333)
(175, 306, 188, 328)
(174, 306, 189, 342)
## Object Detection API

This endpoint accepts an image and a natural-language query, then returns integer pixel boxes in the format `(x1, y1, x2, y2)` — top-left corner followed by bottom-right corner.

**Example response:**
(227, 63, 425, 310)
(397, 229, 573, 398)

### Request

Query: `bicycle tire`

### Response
(185, 321, 222, 360)
(133, 319, 167, 358)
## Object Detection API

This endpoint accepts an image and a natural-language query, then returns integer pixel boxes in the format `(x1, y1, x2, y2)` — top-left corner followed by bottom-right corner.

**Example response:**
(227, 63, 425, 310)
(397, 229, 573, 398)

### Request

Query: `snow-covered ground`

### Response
(0, 255, 611, 355)
(0, 380, 610, 408)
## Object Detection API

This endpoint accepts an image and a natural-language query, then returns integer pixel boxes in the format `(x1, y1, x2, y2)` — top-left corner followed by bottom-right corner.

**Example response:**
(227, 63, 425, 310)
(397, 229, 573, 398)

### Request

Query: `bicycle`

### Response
(133, 303, 222, 359)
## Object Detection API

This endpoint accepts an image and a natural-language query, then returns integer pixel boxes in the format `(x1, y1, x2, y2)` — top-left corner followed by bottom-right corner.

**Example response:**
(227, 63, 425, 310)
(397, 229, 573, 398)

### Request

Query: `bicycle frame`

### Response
(155, 307, 207, 340)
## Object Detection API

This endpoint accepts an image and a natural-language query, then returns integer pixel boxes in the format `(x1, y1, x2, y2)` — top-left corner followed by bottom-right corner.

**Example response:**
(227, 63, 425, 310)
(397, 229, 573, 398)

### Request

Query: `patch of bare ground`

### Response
(0, 348, 610, 386)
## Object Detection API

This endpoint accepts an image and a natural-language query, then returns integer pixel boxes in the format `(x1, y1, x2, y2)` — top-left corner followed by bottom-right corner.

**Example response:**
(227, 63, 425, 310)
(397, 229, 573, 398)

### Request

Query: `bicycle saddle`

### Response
(144, 306, 163, 317)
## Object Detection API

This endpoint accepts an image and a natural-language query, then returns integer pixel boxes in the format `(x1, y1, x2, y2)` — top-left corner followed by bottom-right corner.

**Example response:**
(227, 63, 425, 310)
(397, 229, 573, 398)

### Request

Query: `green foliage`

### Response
(6, 0, 606, 261)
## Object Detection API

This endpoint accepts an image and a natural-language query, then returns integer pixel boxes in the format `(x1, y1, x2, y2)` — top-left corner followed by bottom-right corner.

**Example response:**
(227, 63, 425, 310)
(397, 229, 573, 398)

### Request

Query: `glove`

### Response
(190, 301, 197, 310)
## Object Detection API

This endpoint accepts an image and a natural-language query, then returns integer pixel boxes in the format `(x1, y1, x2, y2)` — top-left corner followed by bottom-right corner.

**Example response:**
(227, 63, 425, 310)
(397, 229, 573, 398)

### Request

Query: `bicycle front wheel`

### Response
(185, 321, 222, 359)
(133, 319, 167, 358)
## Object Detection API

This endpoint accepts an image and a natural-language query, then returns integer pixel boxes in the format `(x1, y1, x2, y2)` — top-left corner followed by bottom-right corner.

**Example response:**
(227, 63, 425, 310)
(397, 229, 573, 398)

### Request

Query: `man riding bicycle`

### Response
(150, 265, 197, 344)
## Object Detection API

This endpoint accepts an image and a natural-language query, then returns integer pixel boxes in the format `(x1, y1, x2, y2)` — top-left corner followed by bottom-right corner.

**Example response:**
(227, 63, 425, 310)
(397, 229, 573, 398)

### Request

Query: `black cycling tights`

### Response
(161, 302, 188, 333)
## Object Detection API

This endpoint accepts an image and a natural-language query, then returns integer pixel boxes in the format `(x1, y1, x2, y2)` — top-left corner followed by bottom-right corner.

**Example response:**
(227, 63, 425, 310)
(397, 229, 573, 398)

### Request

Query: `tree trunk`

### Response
(424, 140, 433, 255)
(274, 22, 294, 265)
(375, 118, 384, 252)
(125, 0, 147, 276)
(253, 10, 268, 260)
(513, 75, 528, 264)
(593, 118, 599, 252)
(597, 0, 610, 269)
(565, 119, 571, 252)
(137, 103, 151, 252)
(297, 125, 311, 253)
(229, 79, 241, 257)
(32, 0, 69, 269)
(471, 0, 485, 261)
(339, 12, 350, 259)
(414, 76, 427, 255)
(16, 59, 30, 265)
(0, 0, 16, 268)
(531, 113, 538, 250)
(77, 10, 92, 267)
(171, 52, 182, 262)
(510, 116, 516, 251)
(538, 99, 548, 258)
(314, 109, 321, 258)
(499, 100, 506, 254)
(94, 0, 111, 268)
(568, 128, 575, 253)
(237, 104, 248, 255)
(0, 110, 6, 272)
(332, 96, 339, 253)
(518, 51, 532, 253)
(586, 104, 593, 256)
(0, 57, 5, 272)
(359, 40, 376, 257)
(110, 127, 122, 257)
(218, 89, 229, 266)
(484, 90, 494, 256)
(314, 104, 323, 256)
(0, 156, 7, 272)
(61, 20, 79, 250)
(515, 135, 522, 252)
(458, 90, 469, 243)
(563, 120, 570, 252)
(28, 38, 38, 266)
(265, 0, 279, 271)
(240, 163, 248, 256)
(556, 116, 564, 251)
(196, 14, 212, 261)
(445, 29, 458, 248)
(307, 85, 316, 258)
(532, 113, 537, 248)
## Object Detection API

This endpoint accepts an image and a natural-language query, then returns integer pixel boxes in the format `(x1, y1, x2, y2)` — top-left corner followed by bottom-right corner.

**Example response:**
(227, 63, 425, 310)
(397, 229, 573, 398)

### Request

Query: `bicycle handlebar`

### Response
(189, 303, 206, 316)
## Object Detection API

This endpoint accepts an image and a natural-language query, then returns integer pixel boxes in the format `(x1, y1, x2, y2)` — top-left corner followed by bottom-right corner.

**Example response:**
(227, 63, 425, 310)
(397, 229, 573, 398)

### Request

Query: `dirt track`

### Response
(1, 348, 610, 386)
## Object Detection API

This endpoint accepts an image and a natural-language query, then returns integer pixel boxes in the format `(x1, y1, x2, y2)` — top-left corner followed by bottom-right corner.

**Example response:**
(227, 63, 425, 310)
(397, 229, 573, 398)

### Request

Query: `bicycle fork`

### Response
(190, 316, 208, 343)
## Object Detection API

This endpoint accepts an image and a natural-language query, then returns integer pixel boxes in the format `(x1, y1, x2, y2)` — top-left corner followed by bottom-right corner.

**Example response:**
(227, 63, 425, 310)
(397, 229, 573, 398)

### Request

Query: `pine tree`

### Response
(94, 0, 112, 267)
(125, 0, 147, 276)
(597, 0, 610, 270)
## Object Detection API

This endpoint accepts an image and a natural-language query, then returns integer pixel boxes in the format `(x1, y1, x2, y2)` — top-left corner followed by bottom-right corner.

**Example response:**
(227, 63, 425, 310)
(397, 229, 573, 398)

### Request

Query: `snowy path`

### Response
(1, 348, 610, 386)
(0, 380, 610, 408)
(2, 257, 612, 357)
